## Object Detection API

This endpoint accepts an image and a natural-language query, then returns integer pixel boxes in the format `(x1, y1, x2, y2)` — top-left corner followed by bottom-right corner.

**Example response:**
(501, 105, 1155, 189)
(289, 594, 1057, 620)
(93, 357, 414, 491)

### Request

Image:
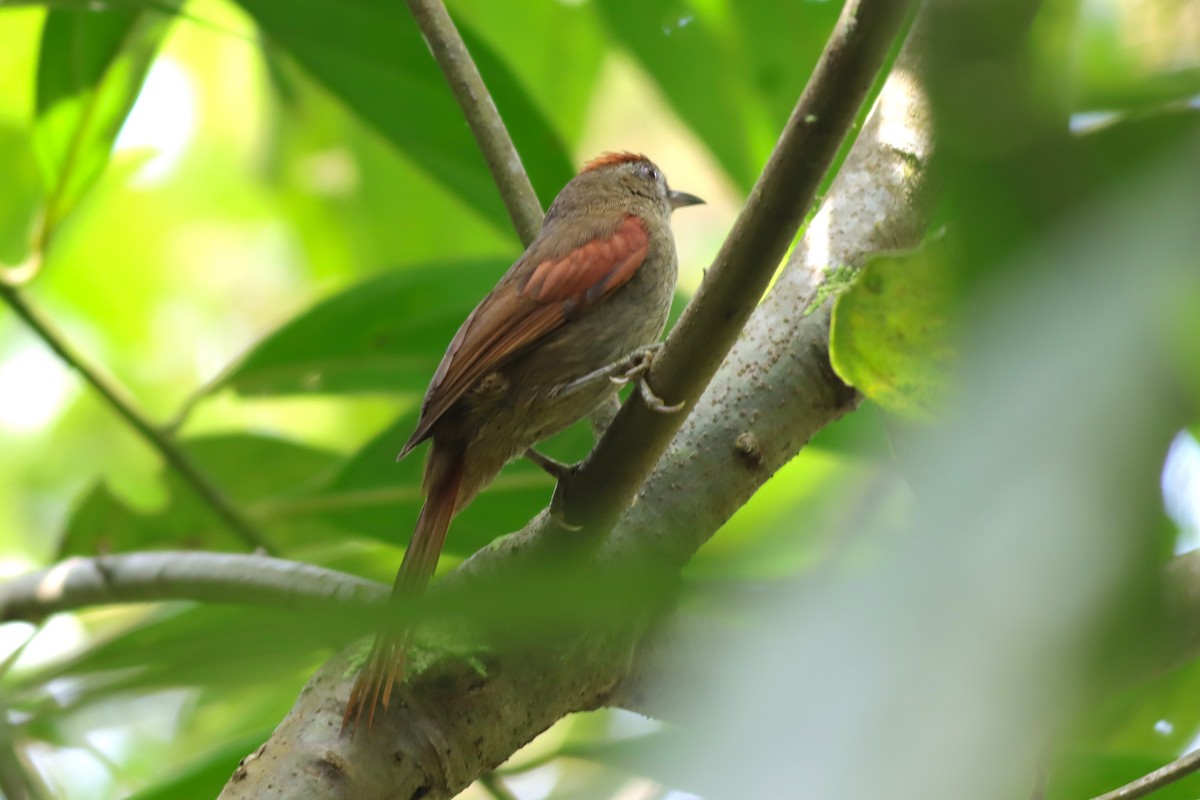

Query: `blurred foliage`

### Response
(33, 1, 184, 250)
(0, 0, 1197, 799)
(830, 239, 956, 421)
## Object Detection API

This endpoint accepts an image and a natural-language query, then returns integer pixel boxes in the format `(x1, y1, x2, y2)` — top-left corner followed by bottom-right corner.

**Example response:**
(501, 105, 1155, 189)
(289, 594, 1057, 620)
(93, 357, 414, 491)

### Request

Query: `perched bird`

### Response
(343, 152, 703, 731)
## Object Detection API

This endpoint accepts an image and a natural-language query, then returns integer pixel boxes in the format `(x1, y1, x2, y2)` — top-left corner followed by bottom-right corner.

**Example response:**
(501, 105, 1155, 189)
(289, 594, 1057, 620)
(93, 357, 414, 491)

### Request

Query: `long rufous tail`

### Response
(342, 445, 465, 733)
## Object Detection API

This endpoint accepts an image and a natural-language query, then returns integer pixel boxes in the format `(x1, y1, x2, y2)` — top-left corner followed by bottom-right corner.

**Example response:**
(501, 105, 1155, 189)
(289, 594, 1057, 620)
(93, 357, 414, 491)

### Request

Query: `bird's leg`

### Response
(525, 448, 575, 481)
(552, 344, 661, 399)
(523, 449, 583, 530)
(553, 344, 684, 414)
(536, 345, 682, 531)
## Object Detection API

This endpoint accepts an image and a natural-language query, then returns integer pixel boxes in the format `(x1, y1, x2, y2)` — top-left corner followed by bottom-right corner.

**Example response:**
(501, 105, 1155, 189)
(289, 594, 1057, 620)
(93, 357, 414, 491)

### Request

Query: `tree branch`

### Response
(216, 5, 931, 798)
(0, 552, 384, 623)
(0, 283, 276, 554)
(561, 0, 916, 531)
(1089, 747, 1200, 800)
(404, 0, 543, 246)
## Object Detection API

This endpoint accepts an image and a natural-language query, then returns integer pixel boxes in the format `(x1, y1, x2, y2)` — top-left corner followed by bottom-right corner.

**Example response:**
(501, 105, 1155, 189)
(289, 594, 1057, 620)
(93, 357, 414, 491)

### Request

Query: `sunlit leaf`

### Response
(235, 0, 574, 229)
(0, 124, 43, 264)
(33, 1, 182, 245)
(829, 242, 956, 421)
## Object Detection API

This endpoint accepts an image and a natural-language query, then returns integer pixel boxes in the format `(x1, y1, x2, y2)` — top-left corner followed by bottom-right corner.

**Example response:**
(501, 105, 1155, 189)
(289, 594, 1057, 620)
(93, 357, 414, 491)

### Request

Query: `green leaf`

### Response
(20, 605, 362, 718)
(123, 731, 272, 800)
(829, 243, 956, 421)
(235, 0, 575, 228)
(446, 0, 605, 146)
(219, 257, 696, 400)
(58, 434, 341, 556)
(217, 259, 509, 397)
(280, 411, 577, 562)
(0, 124, 43, 264)
(594, 0, 837, 191)
(1070, 659, 1200, 761)
(724, 1, 842, 133)
(33, 1, 181, 245)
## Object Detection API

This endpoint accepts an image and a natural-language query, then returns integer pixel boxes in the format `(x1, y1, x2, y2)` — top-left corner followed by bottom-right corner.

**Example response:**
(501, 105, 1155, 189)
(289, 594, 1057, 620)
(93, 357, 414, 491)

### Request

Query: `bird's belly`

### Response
(461, 290, 670, 466)
(453, 241, 677, 502)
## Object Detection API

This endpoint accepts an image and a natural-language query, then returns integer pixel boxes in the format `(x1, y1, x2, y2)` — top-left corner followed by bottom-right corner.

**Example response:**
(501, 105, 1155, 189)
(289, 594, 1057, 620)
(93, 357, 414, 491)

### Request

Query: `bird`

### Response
(343, 152, 703, 731)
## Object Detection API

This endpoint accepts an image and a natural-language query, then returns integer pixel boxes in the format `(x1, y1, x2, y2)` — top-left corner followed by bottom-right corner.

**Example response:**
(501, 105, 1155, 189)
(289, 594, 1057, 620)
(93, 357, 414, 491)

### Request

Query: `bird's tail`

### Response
(342, 445, 465, 733)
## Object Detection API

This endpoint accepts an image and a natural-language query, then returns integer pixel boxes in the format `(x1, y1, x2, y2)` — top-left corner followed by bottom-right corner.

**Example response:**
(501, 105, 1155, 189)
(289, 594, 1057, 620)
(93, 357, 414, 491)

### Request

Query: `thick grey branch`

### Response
(405, 0, 543, 245)
(0, 552, 384, 623)
(216, 6, 933, 799)
(562, 0, 916, 532)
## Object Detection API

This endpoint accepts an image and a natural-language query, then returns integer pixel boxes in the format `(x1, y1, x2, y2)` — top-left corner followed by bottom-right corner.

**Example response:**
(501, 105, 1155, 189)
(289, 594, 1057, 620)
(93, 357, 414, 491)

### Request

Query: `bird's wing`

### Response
(400, 213, 649, 456)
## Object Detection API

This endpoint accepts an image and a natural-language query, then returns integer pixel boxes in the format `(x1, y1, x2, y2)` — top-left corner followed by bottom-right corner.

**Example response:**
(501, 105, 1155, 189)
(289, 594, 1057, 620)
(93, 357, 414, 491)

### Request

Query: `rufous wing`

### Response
(401, 214, 649, 456)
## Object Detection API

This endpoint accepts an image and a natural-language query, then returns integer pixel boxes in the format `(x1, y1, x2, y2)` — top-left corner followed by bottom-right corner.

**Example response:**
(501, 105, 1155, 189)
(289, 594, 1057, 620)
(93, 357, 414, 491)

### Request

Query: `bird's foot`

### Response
(609, 344, 684, 413)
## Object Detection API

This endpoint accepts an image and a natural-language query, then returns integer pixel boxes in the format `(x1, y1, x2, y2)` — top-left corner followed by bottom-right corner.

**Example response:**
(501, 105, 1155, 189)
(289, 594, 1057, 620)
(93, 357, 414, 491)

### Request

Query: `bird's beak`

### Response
(669, 189, 705, 210)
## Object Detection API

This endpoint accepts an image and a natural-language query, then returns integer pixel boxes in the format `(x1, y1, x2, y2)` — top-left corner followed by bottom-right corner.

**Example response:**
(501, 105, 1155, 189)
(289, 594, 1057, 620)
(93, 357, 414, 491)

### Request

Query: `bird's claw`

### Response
(636, 378, 685, 413)
(609, 344, 684, 414)
(608, 343, 662, 386)
(549, 494, 583, 531)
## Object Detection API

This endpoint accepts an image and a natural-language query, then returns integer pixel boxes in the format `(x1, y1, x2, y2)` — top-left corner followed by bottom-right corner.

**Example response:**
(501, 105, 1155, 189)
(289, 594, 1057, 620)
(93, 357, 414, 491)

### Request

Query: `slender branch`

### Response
(0, 552, 385, 623)
(0, 283, 276, 554)
(1090, 749, 1200, 800)
(404, 0, 543, 246)
(561, 0, 916, 530)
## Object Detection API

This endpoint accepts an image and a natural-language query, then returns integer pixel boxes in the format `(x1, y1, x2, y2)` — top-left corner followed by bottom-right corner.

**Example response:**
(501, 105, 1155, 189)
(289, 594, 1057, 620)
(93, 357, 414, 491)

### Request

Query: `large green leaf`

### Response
(280, 410, 583, 561)
(33, 0, 181, 245)
(58, 434, 342, 556)
(829, 243, 956, 421)
(236, 0, 575, 229)
(594, 0, 837, 191)
(218, 258, 695, 400)
(217, 259, 508, 397)
(445, 0, 606, 146)
(724, 1, 841, 133)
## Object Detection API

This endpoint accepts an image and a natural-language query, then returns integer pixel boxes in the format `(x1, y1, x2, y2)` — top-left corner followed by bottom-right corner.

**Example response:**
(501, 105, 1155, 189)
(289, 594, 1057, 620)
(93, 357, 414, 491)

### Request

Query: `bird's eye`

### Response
(638, 162, 660, 182)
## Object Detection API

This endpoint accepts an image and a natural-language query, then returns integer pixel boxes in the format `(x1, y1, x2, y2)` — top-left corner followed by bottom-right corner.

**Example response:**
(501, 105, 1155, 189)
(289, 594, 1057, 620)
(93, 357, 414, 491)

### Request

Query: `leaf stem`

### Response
(0, 283, 277, 554)
(403, 0, 543, 246)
